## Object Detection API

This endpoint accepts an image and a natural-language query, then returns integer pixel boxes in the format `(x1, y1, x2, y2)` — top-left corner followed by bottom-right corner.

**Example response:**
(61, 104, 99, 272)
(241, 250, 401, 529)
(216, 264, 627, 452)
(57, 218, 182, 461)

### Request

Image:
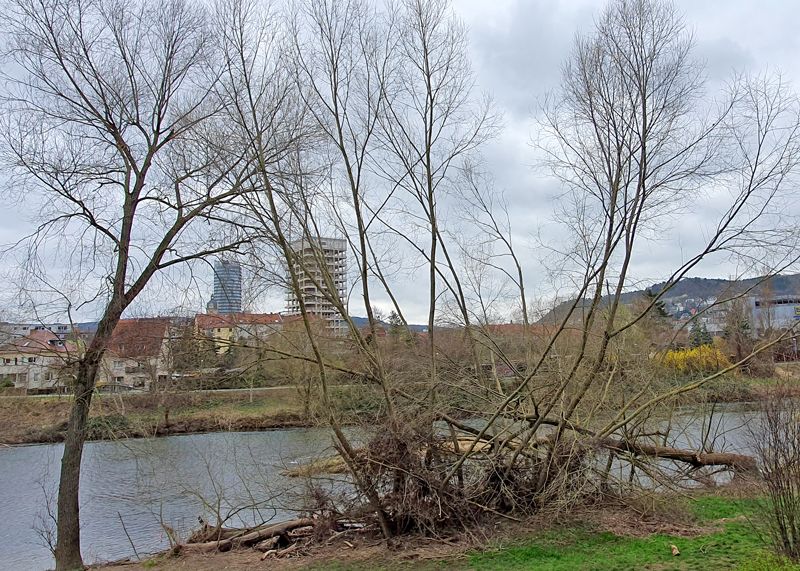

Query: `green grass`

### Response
(467, 496, 797, 571)
(297, 496, 799, 571)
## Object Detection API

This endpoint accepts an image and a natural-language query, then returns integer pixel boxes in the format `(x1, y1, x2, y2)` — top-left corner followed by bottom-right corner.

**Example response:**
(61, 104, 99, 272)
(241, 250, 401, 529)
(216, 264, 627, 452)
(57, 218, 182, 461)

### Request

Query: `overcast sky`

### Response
(364, 0, 800, 323)
(1, 0, 799, 324)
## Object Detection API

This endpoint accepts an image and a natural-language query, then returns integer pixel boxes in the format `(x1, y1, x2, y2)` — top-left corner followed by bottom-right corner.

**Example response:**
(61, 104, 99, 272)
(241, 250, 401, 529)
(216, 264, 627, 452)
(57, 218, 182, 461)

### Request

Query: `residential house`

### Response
(98, 318, 171, 390)
(195, 313, 283, 354)
(0, 329, 79, 392)
(0, 322, 77, 344)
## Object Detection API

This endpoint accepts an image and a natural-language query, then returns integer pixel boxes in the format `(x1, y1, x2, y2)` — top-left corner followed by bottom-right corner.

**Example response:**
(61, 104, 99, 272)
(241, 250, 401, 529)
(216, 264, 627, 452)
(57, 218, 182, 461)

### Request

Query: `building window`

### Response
(28, 357, 36, 363)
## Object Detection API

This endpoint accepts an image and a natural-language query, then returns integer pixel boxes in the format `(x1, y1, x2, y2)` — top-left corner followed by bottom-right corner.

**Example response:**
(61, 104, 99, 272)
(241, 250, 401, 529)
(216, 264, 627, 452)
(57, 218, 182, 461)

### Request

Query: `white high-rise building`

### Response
(286, 237, 347, 334)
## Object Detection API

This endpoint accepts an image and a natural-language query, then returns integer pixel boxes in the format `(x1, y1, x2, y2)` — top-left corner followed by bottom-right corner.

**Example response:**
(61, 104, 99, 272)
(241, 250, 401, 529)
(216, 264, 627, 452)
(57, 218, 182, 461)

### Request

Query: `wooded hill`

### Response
(537, 273, 800, 324)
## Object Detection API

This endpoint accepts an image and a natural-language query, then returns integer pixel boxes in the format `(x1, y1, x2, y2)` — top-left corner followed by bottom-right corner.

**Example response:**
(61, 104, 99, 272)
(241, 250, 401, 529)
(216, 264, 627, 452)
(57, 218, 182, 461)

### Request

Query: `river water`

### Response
(0, 406, 759, 571)
(0, 429, 344, 571)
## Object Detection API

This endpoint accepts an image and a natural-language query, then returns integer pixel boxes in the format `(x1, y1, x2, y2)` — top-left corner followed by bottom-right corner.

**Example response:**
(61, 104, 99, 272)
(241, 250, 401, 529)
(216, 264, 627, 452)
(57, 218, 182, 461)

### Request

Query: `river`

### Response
(0, 405, 759, 571)
(0, 429, 345, 571)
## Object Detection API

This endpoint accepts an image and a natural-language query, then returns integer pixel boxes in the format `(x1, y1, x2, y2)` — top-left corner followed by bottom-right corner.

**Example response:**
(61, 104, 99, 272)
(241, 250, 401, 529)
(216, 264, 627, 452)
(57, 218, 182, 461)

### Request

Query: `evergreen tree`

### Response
(388, 311, 404, 336)
(644, 288, 671, 318)
(689, 321, 713, 347)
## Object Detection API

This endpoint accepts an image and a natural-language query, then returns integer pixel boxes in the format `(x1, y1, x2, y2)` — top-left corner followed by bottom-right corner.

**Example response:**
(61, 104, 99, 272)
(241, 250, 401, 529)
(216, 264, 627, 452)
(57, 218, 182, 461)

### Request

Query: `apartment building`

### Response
(0, 329, 78, 392)
(285, 237, 347, 335)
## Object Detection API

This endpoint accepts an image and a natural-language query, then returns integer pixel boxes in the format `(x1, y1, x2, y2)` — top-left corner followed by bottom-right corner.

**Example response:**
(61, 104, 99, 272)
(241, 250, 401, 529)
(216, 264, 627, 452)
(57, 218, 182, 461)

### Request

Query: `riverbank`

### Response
(97, 491, 798, 570)
(1, 373, 796, 446)
(0, 387, 312, 445)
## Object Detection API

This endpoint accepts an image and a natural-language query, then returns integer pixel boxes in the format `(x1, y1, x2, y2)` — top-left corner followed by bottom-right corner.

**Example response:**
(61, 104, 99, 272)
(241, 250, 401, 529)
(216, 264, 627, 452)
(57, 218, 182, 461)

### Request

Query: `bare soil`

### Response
(95, 499, 724, 571)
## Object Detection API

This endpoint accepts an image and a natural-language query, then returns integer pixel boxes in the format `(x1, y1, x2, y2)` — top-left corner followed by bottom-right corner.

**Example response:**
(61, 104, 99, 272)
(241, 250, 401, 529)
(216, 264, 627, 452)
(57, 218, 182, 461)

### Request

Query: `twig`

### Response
(118, 511, 140, 561)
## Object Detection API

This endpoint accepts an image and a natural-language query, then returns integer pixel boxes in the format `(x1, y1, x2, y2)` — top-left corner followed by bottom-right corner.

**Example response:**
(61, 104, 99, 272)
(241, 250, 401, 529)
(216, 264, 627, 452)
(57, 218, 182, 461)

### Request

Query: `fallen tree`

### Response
(182, 518, 315, 553)
(602, 438, 757, 473)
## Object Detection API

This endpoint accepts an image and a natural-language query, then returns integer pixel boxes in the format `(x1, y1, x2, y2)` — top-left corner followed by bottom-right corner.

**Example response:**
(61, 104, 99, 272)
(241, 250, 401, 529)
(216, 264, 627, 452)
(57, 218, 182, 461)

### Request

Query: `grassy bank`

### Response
(465, 496, 790, 571)
(327, 495, 798, 571)
(0, 387, 309, 445)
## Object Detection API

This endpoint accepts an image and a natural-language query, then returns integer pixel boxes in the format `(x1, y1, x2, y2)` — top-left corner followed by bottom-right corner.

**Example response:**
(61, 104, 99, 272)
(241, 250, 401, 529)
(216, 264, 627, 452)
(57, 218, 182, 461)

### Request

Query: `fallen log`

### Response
(182, 518, 315, 553)
(521, 414, 758, 473)
(260, 541, 301, 560)
(601, 438, 757, 472)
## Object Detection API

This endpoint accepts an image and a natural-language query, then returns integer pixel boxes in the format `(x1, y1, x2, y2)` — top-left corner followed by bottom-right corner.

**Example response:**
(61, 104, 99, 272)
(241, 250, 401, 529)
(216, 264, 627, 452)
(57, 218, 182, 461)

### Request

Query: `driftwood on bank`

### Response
(186, 523, 241, 543)
(182, 518, 315, 553)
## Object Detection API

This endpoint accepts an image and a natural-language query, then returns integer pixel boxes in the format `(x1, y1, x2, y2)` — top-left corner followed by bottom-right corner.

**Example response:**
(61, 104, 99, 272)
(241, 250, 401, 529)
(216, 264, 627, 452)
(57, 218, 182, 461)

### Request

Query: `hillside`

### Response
(648, 274, 800, 299)
(537, 273, 800, 323)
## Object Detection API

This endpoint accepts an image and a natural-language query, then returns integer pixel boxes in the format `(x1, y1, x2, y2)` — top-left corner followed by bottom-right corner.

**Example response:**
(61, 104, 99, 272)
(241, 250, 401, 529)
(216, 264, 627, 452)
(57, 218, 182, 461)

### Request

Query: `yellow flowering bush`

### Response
(660, 345, 731, 375)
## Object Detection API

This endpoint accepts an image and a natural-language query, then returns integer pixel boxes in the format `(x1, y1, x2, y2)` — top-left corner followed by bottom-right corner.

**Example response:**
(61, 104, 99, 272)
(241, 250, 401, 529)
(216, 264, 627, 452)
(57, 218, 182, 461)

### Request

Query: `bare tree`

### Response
(0, 0, 269, 566)
(249, 0, 800, 539)
(426, 0, 800, 512)
(748, 386, 800, 562)
(289, 0, 400, 420)
(372, 0, 497, 396)
(460, 166, 530, 330)
(212, 0, 401, 539)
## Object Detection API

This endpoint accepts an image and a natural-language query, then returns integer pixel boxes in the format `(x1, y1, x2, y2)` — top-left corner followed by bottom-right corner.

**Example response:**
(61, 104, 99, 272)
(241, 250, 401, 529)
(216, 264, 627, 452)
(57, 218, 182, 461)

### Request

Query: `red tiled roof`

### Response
(195, 313, 283, 330)
(107, 318, 169, 358)
(0, 329, 77, 354)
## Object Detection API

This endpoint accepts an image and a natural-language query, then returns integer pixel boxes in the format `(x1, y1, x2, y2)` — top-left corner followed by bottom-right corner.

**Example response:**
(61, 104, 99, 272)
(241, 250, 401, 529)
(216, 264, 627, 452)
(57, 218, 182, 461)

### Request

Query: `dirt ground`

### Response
(95, 537, 473, 571)
(95, 498, 728, 571)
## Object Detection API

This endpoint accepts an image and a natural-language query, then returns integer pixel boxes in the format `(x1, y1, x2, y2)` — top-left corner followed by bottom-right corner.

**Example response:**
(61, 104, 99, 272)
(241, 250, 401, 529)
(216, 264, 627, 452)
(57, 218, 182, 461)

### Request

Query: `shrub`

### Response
(323, 385, 384, 418)
(747, 388, 800, 562)
(660, 344, 731, 375)
(85, 414, 131, 439)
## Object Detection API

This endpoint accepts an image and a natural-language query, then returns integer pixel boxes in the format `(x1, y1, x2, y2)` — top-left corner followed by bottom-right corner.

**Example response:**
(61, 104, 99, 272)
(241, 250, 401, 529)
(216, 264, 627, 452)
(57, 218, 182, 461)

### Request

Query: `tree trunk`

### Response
(55, 304, 123, 570)
(55, 358, 101, 570)
(602, 437, 758, 473)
